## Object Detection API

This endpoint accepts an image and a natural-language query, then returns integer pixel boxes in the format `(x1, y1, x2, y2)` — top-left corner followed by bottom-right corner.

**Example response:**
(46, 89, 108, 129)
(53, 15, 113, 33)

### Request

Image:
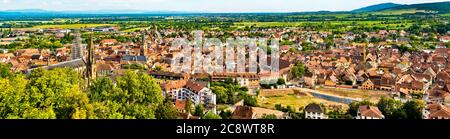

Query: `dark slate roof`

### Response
(46, 58, 86, 70)
(26, 58, 86, 74)
(304, 103, 325, 113)
(149, 71, 184, 78)
(121, 55, 147, 62)
(31, 54, 41, 60)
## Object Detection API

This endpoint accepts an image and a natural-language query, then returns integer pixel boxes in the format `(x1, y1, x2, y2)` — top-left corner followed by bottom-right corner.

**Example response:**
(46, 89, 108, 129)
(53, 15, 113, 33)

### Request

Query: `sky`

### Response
(0, 0, 449, 12)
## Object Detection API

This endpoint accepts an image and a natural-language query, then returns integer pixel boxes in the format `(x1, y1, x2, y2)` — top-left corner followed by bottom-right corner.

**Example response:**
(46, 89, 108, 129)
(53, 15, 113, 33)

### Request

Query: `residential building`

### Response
(161, 80, 216, 106)
(304, 103, 328, 119)
(231, 106, 284, 119)
(424, 103, 450, 119)
(356, 105, 384, 119)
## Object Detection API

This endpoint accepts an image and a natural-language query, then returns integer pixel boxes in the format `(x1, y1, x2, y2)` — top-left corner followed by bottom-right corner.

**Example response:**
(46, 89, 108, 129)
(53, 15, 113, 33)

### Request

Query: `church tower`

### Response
(141, 31, 148, 56)
(363, 44, 367, 70)
(71, 30, 83, 60)
(86, 35, 96, 85)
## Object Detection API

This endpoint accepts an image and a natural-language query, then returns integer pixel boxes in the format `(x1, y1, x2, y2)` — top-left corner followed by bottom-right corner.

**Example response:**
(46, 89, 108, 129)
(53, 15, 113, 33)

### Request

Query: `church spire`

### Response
(363, 44, 367, 70)
(86, 35, 96, 85)
(141, 31, 148, 56)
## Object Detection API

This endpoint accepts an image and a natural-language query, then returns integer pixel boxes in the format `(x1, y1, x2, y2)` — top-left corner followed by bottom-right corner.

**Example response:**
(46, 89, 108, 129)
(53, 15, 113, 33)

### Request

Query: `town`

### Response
(1, 1, 450, 120)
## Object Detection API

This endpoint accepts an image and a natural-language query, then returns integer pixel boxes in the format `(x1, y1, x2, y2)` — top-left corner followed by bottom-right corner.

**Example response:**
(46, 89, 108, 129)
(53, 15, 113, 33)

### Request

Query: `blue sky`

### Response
(0, 0, 448, 12)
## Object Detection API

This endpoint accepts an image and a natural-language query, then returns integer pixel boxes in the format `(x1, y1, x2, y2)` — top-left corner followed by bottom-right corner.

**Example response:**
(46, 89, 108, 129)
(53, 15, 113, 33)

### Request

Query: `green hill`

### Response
(378, 1, 450, 13)
(353, 3, 402, 12)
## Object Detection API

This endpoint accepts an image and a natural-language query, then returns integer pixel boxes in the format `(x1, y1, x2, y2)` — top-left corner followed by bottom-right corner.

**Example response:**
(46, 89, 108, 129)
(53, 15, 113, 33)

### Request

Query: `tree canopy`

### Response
(0, 68, 167, 119)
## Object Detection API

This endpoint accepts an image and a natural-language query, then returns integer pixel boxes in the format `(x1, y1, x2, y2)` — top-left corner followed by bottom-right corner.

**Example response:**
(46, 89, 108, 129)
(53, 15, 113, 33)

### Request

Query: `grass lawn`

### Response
(315, 87, 390, 103)
(32, 24, 116, 29)
(258, 93, 345, 111)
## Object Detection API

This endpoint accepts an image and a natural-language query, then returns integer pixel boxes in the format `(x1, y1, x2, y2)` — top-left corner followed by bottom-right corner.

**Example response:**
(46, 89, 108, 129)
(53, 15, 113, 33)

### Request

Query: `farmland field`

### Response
(373, 9, 426, 15)
(233, 21, 413, 30)
(32, 24, 116, 29)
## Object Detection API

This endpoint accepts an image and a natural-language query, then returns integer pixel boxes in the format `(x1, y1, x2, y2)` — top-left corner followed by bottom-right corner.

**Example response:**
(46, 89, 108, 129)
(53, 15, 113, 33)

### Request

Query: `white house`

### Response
(161, 80, 216, 106)
(440, 36, 450, 43)
(304, 103, 328, 119)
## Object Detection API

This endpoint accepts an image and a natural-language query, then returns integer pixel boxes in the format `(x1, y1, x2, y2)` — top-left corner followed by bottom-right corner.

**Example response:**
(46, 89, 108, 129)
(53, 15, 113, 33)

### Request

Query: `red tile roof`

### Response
(231, 106, 253, 119)
(428, 104, 450, 119)
(175, 100, 186, 112)
(186, 80, 206, 93)
(101, 39, 118, 44)
(359, 105, 384, 118)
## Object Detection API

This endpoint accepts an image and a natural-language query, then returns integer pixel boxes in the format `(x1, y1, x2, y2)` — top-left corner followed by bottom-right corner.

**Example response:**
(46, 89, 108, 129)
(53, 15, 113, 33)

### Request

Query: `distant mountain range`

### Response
(4, 9, 49, 13)
(353, 1, 450, 13)
(1, 1, 450, 14)
(0, 9, 194, 15)
(352, 3, 402, 12)
(380, 1, 450, 13)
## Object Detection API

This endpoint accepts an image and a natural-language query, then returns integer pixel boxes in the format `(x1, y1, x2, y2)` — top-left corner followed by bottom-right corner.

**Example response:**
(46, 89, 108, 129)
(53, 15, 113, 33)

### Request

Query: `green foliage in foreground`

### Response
(349, 97, 425, 119)
(260, 114, 277, 119)
(210, 81, 250, 104)
(202, 111, 222, 119)
(0, 67, 166, 119)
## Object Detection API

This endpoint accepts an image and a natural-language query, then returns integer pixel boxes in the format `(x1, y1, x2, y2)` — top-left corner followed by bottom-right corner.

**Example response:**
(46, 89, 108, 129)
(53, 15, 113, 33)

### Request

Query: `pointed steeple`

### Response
(363, 44, 367, 67)
(86, 35, 96, 85)
(141, 31, 148, 56)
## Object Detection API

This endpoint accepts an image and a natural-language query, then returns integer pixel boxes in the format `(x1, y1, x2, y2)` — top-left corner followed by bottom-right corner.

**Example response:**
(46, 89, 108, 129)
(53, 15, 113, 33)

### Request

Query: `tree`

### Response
(155, 99, 180, 119)
(194, 104, 205, 117)
(116, 70, 163, 105)
(154, 65, 162, 71)
(244, 95, 258, 107)
(260, 114, 277, 119)
(88, 70, 163, 119)
(275, 104, 283, 111)
(211, 86, 228, 103)
(328, 110, 352, 119)
(202, 111, 221, 119)
(277, 78, 286, 85)
(348, 100, 373, 116)
(210, 81, 250, 105)
(0, 74, 29, 118)
(402, 100, 425, 119)
(89, 77, 115, 102)
(291, 62, 306, 79)
(219, 110, 232, 119)
(286, 105, 295, 113)
(392, 108, 407, 119)
(184, 99, 193, 115)
(0, 68, 93, 119)
(0, 63, 12, 78)
(27, 68, 91, 119)
(377, 97, 402, 119)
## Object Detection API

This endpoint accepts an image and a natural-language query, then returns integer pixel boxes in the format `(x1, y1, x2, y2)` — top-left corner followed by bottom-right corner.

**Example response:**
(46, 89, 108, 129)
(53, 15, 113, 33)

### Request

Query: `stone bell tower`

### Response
(141, 31, 148, 56)
(85, 35, 96, 85)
